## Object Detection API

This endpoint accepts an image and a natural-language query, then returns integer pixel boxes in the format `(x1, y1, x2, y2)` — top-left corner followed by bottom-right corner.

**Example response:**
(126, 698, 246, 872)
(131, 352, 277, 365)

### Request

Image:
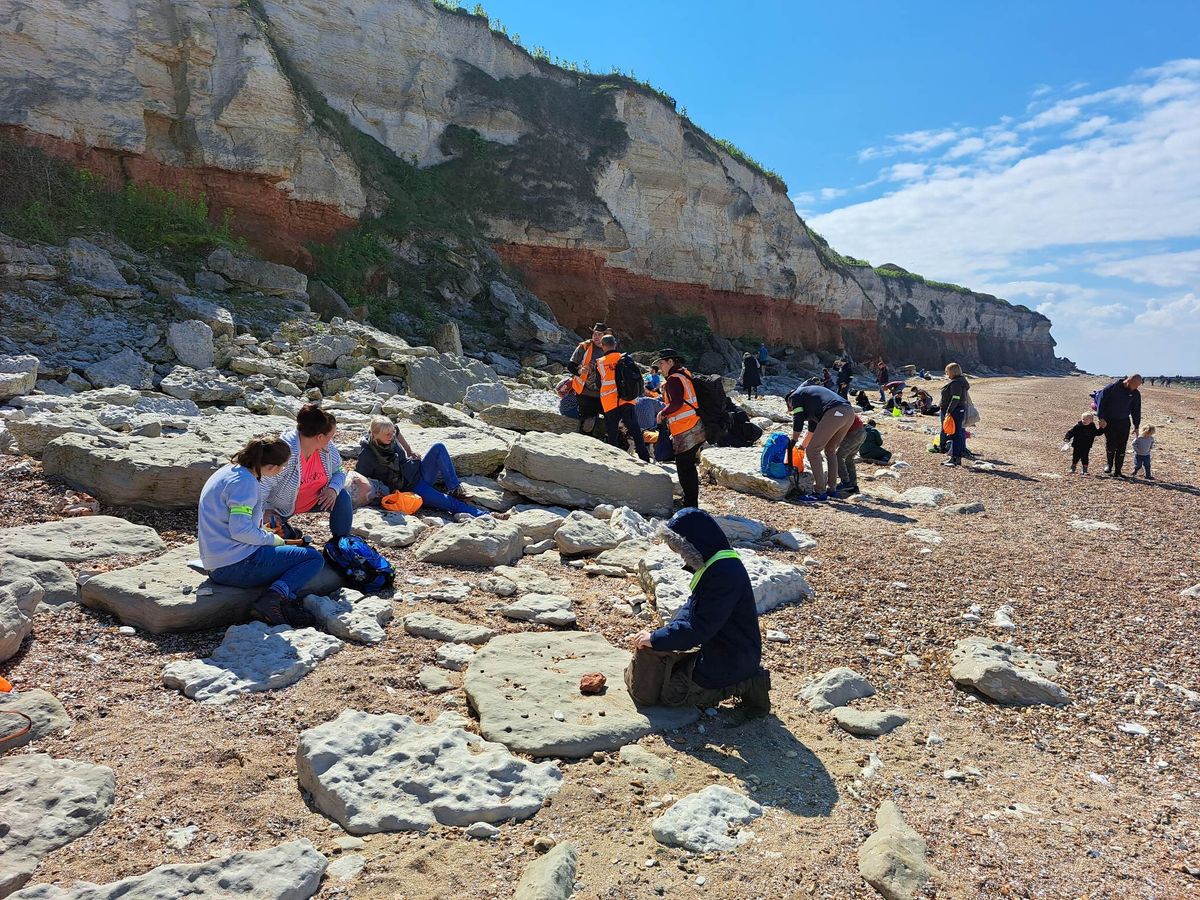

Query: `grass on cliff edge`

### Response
(0, 136, 242, 270)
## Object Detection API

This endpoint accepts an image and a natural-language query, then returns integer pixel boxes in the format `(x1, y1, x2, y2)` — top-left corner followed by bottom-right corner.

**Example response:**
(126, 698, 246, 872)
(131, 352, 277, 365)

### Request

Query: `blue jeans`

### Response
(1133, 454, 1152, 477)
(948, 408, 967, 460)
(283, 488, 353, 537)
(414, 443, 485, 517)
(208, 544, 325, 601)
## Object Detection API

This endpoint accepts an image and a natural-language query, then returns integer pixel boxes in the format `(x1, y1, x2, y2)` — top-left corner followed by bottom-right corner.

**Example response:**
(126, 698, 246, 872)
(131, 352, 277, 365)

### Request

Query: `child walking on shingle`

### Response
(1131, 424, 1156, 480)
(1064, 411, 1101, 475)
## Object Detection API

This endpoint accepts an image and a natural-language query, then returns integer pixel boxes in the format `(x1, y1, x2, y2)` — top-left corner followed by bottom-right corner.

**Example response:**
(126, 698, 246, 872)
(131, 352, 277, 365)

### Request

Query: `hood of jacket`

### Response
(661, 508, 730, 571)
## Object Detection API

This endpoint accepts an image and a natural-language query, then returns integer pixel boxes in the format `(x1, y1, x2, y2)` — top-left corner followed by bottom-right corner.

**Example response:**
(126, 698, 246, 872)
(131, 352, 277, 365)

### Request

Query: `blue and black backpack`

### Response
(323, 536, 395, 593)
(759, 432, 792, 479)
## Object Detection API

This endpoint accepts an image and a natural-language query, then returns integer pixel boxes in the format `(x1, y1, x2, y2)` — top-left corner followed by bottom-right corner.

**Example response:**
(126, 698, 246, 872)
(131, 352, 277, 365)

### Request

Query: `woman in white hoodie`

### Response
(198, 435, 323, 627)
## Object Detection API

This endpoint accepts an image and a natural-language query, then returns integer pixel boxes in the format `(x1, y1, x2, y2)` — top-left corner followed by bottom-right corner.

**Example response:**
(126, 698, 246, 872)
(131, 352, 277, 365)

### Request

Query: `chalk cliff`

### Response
(0, 0, 1065, 371)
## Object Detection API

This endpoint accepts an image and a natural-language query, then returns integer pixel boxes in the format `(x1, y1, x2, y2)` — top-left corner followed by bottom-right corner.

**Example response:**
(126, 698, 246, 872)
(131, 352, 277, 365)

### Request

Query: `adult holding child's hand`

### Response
(1093, 374, 1143, 477)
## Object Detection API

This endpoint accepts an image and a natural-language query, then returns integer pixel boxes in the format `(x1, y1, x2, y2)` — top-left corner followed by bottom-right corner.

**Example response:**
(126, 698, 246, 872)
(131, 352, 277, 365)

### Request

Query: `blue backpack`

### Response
(322, 536, 395, 593)
(759, 432, 792, 479)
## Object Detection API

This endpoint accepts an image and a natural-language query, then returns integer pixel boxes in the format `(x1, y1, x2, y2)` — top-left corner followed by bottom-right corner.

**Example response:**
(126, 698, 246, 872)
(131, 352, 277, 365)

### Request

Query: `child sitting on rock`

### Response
(199, 435, 322, 628)
(1063, 411, 1101, 475)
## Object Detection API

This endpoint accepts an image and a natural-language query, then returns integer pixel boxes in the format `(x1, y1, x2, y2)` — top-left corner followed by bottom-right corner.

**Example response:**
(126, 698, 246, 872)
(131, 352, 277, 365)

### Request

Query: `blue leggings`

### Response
(208, 544, 325, 601)
(278, 488, 353, 537)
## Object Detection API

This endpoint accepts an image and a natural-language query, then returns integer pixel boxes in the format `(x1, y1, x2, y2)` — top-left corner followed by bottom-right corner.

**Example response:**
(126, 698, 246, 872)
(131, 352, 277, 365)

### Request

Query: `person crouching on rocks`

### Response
(199, 435, 322, 628)
(262, 403, 352, 540)
(627, 508, 770, 720)
(356, 416, 487, 518)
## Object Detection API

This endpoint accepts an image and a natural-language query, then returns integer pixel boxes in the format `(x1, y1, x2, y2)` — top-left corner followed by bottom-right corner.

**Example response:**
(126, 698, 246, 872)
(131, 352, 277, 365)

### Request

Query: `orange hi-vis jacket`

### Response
(571, 341, 597, 394)
(597, 351, 631, 413)
(664, 369, 700, 436)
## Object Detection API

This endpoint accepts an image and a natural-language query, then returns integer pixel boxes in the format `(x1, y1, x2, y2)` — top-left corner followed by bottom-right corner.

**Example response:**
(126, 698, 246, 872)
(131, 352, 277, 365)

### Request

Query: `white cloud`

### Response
(1133, 291, 1200, 328)
(1094, 249, 1200, 287)
(1066, 115, 1111, 139)
(819, 186, 846, 201)
(807, 59, 1200, 373)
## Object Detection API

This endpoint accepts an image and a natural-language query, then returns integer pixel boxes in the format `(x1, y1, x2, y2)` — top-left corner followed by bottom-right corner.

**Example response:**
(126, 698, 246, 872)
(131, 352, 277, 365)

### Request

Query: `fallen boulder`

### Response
(0, 690, 72, 754)
(405, 426, 511, 477)
(0, 554, 76, 612)
(7, 409, 112, 457)
(504, 432, 673, 517)
(554, 511, 620, 556)
(350, 508, 428, 548)
(0, 577, 41, 663)
(404, 355, 500, 406)
(699, 446, 798, 500)
(650, 786, 763, 853)
(296, 710, 562, 833)
(413, 518, 523, 568)
(499, 593, 576, 628)
(0, 355, 38, 402)
(0, 516, 163, 563)
(162, 622, 342, 704)
(639, 546, 811, 620)
(513, 842, 578, 900)
(949, 637, 1068, 706)
(479, 402, 577, 435)
(800, 668, 876, 712)
(8, 840, 327, 900)
(0, 754, 115, 896)
(463, 632, 698, 757)
(207, 247, 307, 296)
(80, 543, 342, 633)
(302, 589, 393, 645)
(858, 800, 938, 900)
(498, 469, 601, 510)
(402, 612, 496, 645)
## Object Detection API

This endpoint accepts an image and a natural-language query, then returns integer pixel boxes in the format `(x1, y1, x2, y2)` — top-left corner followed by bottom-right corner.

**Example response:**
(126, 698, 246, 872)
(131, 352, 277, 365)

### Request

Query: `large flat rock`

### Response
(349, 508, 428, 548)
(0, 554, 77, 612)
(698, 446, 798, 501)
(504, 433, 673, 517)
(0, 754, 115, 897)
(81, 544, 343, 634)
(463, 632, 699, 758)
(949, 637, 1068, 706)
(413, 518, 523, 568)
(479, 402, 577, 435)
(405, 426, 511, 477)
(296, 711, 561, 834)
(9, 841, 327, 900)
(0, 516, 163, 563)
(0, 578, 40, 664)
(162, 622, 342, 704)
(0, 690, 71, 754)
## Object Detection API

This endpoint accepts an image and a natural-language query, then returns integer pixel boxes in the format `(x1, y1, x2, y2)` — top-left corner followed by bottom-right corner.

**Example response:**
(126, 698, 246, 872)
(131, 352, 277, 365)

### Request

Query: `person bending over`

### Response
(786, 383, 854, 501)
(356, 416, 486, 517)
(200, 436, 322, 627)
(628, 509, 770, 718)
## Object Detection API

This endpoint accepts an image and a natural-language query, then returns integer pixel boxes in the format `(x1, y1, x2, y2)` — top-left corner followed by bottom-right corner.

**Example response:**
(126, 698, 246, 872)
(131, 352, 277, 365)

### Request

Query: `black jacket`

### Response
(649, 509, 762, 689)
(1096, 379, 1141, 428)
(355, 435, 421, 491)
(939, 375, 970, 417)
(1065, 421, 1100, 448)
(787, 385, 851, 432)
(740, 356, 761, 388)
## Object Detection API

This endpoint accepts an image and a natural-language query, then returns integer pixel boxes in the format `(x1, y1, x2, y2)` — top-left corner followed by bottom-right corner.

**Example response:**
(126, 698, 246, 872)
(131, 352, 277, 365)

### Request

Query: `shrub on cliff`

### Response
(0, 136, 241, 268)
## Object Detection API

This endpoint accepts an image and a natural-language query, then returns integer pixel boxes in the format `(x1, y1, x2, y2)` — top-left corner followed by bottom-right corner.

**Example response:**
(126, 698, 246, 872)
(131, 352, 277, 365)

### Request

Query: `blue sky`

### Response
(471, 1, 1200, 374)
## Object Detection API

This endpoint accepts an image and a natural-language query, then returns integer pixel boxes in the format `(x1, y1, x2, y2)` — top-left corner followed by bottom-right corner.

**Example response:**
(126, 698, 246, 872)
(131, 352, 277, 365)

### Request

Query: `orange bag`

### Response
(382, 491, 423, 515)
(790, 445, 806, 474)
(942, 415, 956, 436)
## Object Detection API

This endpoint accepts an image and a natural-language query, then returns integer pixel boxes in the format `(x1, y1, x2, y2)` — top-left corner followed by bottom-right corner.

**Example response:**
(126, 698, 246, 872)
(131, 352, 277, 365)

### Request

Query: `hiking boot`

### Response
(842, 485, 860, 496)
(942, 458, 961, 467)
(1069, 466, 1076, 474)
(1082, 467, 1089, 475)
(249, 589, 287, 627)
(282, 600, 317, 629)
(737, 671, 771, 718)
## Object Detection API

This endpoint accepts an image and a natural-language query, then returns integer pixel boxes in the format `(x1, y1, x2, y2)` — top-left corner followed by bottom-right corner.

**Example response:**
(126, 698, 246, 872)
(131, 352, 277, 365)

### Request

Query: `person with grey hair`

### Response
(627, 509, 770, 718)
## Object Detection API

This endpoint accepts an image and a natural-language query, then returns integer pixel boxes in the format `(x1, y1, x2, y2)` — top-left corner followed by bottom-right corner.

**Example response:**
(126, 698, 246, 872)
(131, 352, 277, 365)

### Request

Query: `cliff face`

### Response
(0, 0, 1064, 371)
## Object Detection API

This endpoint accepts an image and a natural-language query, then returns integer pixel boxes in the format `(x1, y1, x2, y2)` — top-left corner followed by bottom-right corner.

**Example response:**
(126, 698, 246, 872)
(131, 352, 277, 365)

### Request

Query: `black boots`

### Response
(737, 671, 772, 718)
(250, 590, 316, 629)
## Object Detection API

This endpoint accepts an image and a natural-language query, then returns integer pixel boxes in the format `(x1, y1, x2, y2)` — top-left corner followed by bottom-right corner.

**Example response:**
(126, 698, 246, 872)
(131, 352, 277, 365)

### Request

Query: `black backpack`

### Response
(615, 354, 643, 402)
(687, 372, 731, 446)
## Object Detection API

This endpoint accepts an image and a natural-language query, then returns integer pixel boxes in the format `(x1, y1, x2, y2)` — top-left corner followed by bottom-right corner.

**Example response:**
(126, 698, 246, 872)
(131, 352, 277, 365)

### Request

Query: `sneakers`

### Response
(942, 458, 961, 467)
(1069, 466, 1077, 474)
(249, 589, 287, 627)
(1082, 467, 1089, 475)
(797, 492, 826, 503)
(842, 485, 860, 496)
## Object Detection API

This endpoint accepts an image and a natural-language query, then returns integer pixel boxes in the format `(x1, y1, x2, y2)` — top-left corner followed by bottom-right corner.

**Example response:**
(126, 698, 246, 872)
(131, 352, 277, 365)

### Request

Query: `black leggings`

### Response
(675, 444, 701, 508)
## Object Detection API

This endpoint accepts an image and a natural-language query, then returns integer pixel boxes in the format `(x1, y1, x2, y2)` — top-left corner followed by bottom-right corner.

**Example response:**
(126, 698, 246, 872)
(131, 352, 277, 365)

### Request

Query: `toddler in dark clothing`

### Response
(1064, 411, 1101, 475)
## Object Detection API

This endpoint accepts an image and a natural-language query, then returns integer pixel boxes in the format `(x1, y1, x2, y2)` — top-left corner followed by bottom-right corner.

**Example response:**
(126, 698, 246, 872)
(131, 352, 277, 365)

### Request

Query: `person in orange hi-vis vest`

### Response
(655, 348, 704, 509)
(569, 322, 609, 437)
(597, 334, 649, 462)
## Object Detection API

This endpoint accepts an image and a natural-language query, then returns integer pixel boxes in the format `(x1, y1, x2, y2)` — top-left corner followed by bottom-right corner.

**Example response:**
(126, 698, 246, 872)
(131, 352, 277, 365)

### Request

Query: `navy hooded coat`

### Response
(649, 509, 763, 689)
